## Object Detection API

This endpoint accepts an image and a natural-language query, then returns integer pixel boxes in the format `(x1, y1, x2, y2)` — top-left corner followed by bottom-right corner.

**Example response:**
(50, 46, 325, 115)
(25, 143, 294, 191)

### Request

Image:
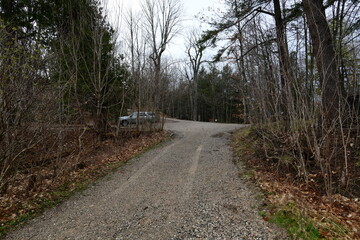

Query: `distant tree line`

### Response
(167, 64, 243, 122)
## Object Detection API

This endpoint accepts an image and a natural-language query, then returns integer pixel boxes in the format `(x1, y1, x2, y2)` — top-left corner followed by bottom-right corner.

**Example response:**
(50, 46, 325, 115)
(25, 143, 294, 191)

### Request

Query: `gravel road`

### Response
(5, 119, 287, 240)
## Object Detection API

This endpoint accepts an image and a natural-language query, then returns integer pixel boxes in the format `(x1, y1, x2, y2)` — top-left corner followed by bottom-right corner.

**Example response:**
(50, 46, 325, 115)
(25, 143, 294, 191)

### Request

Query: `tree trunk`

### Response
(302, 0, 342, 126)
(273, 0, 292, 120)
(193, 79, 198, 121)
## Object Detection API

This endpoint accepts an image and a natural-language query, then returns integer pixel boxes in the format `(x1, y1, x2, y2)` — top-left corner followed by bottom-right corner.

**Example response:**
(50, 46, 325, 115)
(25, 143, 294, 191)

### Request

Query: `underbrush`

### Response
(233, 125, 360, 239)
(0, 128, 169, 237)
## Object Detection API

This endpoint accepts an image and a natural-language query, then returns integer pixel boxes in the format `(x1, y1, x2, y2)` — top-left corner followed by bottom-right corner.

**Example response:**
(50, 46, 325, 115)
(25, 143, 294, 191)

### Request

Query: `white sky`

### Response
(104, 0, 225, 61)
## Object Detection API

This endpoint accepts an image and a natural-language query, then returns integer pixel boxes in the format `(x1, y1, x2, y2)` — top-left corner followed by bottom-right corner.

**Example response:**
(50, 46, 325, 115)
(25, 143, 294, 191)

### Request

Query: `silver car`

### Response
(119, 112, 158, 126)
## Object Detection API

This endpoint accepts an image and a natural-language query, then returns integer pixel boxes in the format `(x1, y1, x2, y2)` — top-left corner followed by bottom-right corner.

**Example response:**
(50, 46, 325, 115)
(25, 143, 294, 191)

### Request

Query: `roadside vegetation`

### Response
(0, 129, 168, 237)
(233, 127, 360, 239)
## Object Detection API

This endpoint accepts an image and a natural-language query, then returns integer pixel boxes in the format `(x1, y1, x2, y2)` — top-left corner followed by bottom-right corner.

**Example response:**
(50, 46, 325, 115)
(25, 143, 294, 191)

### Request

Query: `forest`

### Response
(0, 0, 359, 237)
(196, 0, 360, 197)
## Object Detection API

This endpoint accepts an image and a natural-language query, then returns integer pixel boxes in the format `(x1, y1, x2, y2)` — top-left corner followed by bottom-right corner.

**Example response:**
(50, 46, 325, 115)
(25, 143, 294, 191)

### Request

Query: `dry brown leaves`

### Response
(232, 129, 360, 239)
(252, 170, 360, 239)
(0, 130, 169, 229)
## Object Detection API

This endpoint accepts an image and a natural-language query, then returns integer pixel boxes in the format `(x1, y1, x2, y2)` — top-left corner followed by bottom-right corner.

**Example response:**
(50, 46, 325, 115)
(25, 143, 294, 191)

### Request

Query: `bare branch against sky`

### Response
(104, 0, 225, 59)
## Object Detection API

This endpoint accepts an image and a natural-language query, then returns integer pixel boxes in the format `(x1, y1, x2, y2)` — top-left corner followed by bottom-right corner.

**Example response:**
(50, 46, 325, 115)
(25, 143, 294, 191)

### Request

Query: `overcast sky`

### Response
(104, 0, 225, 60)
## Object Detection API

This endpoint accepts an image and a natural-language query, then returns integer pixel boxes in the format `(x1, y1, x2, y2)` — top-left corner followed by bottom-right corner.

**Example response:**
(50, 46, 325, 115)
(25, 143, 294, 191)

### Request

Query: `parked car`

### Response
(119, 111, 158, 126)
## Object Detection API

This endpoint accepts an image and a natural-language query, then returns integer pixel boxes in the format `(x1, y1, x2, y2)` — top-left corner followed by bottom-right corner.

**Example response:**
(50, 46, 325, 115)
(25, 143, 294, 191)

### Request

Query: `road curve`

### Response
(5, 119, 287, 239)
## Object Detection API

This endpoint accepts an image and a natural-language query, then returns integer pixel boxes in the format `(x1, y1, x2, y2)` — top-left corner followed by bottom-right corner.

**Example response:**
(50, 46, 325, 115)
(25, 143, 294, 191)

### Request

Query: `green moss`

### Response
(262, 202, 350, 239)
(258, 210, 267, 217)
(0, 212, 33, 234)
(270, 210, 321, 239)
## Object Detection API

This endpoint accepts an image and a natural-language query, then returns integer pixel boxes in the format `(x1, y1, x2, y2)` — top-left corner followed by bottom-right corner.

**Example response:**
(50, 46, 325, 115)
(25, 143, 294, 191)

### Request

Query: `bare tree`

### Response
(185, 29, 207, 121)
(124, 8, 151, 115)
(141, 0, 182, 110)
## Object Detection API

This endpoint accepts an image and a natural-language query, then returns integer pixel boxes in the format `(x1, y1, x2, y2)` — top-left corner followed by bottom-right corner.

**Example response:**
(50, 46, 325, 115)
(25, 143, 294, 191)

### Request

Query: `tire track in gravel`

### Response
(182, 145, 203, 200)
(105, 141, 180, 201)
(4, 119, 288, 240)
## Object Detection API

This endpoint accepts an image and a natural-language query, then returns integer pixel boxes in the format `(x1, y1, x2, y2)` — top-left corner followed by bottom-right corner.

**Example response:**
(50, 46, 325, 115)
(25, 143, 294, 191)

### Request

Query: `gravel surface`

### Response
(5, 119, 288, 240)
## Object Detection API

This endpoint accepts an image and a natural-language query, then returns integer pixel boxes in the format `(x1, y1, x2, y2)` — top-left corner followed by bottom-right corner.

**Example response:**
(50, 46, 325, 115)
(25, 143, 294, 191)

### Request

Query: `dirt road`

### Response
(5, 119, 286, 239)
